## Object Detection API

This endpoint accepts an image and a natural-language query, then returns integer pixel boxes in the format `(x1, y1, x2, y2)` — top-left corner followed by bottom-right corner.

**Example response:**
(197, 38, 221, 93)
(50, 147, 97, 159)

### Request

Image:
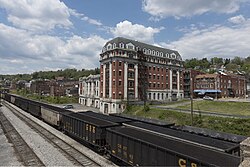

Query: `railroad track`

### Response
(0, 108, 44, 166)
(3, 102, 100, 167)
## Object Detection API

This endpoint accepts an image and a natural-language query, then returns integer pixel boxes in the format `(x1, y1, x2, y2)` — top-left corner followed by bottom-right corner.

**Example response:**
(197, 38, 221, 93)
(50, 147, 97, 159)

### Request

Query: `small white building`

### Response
(79, 74, 100, 108)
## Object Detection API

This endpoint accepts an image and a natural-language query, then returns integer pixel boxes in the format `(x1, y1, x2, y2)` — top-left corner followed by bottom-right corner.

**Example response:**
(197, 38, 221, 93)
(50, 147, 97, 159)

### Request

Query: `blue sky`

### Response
(0, 0, 250, 74)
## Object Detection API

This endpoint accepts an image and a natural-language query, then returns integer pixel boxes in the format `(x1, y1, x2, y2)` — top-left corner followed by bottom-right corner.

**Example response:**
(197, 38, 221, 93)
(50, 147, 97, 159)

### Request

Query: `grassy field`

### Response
(177, 100, 250, 116)
(125, 105, 250, 136)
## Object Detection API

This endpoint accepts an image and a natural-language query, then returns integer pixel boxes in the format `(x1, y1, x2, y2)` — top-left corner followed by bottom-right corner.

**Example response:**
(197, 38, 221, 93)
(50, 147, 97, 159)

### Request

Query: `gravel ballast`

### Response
(3, 102, 116, 166)
(0, 120, 22, 166)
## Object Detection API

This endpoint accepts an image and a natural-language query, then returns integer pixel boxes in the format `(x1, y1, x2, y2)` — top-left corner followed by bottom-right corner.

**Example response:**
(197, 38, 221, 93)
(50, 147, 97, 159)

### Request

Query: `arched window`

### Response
(152, 50, 155, 55)
(107, 43, 112, 50)
(143, 48, 146, 54)
(148, 49, 151, 55)
(113, 43, 116, 49)
(160, 52, 163, 57)
(156, 51, 159, 56)
(119, 43, 124, 48)
(171, 53, 176, 59)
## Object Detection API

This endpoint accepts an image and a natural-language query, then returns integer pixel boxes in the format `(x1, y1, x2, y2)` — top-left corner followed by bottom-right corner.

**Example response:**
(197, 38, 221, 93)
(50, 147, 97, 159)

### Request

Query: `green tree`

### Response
(225, 63, 239, 72)
(231, 56, 244, 66)
(211, 57, 223, 65)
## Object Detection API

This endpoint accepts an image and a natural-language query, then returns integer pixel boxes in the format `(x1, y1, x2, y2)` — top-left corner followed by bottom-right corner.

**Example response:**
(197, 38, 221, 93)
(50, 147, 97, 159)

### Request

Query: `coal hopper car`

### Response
(106, 125, 241, 167)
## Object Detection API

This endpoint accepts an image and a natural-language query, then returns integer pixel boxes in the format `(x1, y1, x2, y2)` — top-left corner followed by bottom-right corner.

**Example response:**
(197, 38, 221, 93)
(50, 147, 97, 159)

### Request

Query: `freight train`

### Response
(0, 93, 246, 167)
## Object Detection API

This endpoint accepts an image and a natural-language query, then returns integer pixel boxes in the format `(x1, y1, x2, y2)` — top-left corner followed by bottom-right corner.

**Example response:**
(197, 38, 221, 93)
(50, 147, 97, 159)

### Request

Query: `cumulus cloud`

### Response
(0, 0, 103, 32)
(110, 20, 163, 43)
(160, 19, 250, 60)
(142, 0, 248, 19)
(0, 0, 72, 32)
(228, 15, 247, 24)
(0, 23, 107, 74)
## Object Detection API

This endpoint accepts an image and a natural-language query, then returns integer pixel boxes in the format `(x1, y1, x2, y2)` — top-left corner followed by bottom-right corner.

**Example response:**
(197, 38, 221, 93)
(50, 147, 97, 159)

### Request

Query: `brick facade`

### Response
(99, 37, 184, 113)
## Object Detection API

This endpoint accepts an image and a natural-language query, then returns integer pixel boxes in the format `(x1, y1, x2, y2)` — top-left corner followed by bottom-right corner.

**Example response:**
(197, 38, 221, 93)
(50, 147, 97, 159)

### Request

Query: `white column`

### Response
(170, 69, 173, 90)
(103, 64, 106, 98)
(169, 69, 173, 99)
(124, 62, 128, 99)
(109, 62, 112, 98)
(91, 81, 94, 96)
(87, 82, 90, 96)
(177, 70, 180, 97)
(96, 81, 98, 97)
(135, 64, 138, 99)
(84, 82, 87, 95)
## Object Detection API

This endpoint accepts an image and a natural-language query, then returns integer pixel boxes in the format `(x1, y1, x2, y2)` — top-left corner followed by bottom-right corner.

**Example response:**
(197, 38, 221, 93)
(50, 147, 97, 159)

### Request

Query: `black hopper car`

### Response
(1, 93, 247, 167)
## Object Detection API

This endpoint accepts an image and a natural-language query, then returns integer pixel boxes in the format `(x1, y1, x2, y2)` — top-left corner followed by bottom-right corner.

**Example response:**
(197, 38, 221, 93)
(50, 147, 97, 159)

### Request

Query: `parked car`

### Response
(203, 96, 214, 101)
(63, 104, 74, 109)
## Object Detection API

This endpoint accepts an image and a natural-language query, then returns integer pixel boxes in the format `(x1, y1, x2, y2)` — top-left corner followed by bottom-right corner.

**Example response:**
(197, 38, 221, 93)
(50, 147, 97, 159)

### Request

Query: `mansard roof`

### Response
(102, 37, 182, 61)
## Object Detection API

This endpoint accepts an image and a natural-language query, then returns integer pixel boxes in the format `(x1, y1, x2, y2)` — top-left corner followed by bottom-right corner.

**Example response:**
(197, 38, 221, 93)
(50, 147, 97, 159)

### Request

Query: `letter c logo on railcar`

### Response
(178, 158, 198, 167)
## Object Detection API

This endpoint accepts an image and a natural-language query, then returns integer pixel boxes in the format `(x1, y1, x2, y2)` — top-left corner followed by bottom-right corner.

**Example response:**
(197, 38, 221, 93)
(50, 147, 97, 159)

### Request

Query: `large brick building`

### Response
(194, 72, 246, 98)
(99, 37, 184, 113)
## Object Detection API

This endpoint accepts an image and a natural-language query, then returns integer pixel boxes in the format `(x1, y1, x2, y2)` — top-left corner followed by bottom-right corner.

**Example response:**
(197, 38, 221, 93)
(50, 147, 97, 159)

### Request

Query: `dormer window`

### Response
(148, 49, 151, 55)
(119, 43, 124, 48)
(107, 43, 112, 50)
(143, 48, 146, 54)
(171, 53, 176, 59)
(160, 52, 163, 57)
(113, 43, 116, 49)
(126, 43, 135, 50)
(152, 50, 155, 55)
(166, 53, 169, 58)
(156, 51, 159, 56)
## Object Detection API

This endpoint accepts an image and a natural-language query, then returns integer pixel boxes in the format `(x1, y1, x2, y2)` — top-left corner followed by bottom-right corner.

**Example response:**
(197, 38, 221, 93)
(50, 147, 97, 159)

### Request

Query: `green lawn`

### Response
(125, 105, 250, 136)
(177, 100, 250, 116)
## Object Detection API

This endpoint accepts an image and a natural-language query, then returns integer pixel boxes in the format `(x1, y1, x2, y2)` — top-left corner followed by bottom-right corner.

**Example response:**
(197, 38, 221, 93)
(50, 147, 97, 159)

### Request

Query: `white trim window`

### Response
(119, 43, 124, 48)
(107, 43, 112, 50)
(126, 43, 135, 50)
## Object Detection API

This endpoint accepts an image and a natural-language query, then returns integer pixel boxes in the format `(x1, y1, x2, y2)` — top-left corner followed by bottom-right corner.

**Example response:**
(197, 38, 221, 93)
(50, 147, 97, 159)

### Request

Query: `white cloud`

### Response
(0, 23, 107, 74)
(142, 0, 248, 19)
(69, 9, 102, 26)
(160, 19, 250, 60)
(228, 15, 247, 24)
(111, 20, 163, 43)
(0, 0, 72, 32)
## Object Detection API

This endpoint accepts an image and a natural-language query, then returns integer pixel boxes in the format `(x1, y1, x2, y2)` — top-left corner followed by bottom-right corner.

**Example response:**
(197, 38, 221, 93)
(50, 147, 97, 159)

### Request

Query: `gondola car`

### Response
(106, 126, 241, 167)
(41, 104, 71, 128)
(28, 100, 41, 117)
(170, 125, 247, 143)
(124, 122, 241, 156)
(61, 112, 119, 151)
(79, 111, 132, 125)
